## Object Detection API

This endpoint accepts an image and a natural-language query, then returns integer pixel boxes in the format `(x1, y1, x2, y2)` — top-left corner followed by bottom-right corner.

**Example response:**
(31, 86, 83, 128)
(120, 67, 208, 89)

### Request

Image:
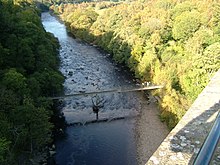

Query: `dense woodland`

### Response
(51, 0, 220, 129)
(0, 0, 64, 164)
(0, 0, 220, 163)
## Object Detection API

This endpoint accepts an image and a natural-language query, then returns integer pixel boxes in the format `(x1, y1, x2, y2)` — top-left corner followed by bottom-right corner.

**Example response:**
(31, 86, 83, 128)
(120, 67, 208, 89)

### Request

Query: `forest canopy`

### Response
(51, 0, 220, 129)
(0, 0, 64, 164)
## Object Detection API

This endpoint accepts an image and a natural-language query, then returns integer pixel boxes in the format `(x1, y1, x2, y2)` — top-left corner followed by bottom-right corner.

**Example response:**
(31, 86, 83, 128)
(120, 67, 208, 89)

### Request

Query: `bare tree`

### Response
(91, 95, 106, 120)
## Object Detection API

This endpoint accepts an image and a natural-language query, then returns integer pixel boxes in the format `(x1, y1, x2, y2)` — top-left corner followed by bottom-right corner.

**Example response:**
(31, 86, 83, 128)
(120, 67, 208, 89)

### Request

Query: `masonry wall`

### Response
(147, 69, 220, 165)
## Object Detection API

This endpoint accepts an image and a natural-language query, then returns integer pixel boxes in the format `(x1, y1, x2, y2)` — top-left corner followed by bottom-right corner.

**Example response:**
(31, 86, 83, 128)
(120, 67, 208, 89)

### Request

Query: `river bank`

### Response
(41, 12, 169, 165)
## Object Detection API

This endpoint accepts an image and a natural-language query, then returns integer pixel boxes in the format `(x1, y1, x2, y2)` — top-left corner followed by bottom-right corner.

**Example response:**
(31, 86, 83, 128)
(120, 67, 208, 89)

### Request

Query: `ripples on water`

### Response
(41, 12, 168, 165)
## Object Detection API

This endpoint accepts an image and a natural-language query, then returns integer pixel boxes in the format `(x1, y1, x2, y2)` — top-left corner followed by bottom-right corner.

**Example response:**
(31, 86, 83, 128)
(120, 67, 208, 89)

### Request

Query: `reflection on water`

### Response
(56, 120, 136, 165)
(41, 12, 168, 165)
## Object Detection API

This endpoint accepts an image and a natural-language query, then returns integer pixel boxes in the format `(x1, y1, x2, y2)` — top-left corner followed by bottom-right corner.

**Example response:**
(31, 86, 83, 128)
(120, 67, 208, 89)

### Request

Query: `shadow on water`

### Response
(42, 12, 169, 165)
(67, 116, 130, 126)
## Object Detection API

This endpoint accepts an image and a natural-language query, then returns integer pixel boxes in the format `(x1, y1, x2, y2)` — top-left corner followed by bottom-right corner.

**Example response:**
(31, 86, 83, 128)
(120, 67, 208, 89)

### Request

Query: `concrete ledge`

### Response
(147, 69, 220, 165)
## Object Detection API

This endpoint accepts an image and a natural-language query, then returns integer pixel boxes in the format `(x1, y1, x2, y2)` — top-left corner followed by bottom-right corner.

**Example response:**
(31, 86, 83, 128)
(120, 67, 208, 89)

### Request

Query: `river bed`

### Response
(41, 12, 168, 165)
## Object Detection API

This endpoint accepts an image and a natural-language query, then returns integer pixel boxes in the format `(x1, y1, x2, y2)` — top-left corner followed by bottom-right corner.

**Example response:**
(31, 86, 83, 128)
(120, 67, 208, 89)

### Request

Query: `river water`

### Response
(41, 12, 168, 165)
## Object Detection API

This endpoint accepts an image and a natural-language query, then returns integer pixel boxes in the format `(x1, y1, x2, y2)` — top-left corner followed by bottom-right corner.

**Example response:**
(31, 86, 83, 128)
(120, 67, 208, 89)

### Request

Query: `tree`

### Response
(172, 11, 201, 41)
(55, 0, 220, 129)
(136, 49, 157, 81)
(10, 98, 52, 152)
(0, 0, 64, 162)
(2, 69, 28, 97)
(0, 138, 10, 164)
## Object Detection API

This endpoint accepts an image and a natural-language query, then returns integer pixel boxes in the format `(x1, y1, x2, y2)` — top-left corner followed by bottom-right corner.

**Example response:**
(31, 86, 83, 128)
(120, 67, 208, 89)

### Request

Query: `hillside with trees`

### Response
(51, 0, 220, 129)
(0, 0, 64, 164)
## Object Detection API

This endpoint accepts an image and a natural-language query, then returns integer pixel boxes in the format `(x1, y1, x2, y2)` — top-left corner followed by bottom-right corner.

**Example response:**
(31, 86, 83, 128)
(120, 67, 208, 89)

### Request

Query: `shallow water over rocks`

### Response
(41, 12, 168, 165)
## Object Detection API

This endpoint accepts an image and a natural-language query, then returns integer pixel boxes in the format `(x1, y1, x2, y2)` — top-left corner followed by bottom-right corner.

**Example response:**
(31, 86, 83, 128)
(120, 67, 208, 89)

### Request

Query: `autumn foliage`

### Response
(52, 0, 220, 129)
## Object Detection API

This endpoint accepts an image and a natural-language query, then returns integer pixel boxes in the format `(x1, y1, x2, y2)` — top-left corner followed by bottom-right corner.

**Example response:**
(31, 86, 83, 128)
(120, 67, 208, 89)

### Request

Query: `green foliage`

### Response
(172, 11, 201, 40)
(136, 48, 157, 81)
(0, 138, 10, 163)
(53, 0, 220, 129)
(2, 69, 27, 93)
(62, 6, 98, 42)
(185, 27, 216, 55)
(33, 70, 64, 96)
(156, 0, 175, 10)
(0, 0, 64, 163)
(212, 3, 220, 34)
(203, 42, 220, 71)
(171, 1, 197, 19)
(11, 99, 52, 151)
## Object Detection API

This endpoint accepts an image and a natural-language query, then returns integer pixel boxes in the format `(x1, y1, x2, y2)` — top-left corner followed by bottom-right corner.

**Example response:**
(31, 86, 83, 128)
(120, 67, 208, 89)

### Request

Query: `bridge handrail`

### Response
(48, 85, 164, 100)
(194, 110, 220, 165)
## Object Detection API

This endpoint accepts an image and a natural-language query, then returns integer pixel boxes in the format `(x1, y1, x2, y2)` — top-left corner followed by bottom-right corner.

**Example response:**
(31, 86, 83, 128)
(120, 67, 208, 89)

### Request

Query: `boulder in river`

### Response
(68, 71, 73, 76)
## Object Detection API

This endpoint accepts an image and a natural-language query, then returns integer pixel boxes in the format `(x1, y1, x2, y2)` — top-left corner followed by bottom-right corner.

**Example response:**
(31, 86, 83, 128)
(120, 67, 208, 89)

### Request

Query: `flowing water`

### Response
(41, 12, 168, 165)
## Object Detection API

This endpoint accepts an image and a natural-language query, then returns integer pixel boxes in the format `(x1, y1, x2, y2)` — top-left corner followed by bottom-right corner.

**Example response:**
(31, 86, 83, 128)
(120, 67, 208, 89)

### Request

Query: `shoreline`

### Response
(43, 11, 169, 165)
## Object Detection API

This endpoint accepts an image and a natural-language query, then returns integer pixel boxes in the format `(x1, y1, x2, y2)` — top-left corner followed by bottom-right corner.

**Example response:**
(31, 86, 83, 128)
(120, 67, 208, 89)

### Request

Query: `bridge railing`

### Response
(194, 110, 220, 165)
(48, 85, 164, 100)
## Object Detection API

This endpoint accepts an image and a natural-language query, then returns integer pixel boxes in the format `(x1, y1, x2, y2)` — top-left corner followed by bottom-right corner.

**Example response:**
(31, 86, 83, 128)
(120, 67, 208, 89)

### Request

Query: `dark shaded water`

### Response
(41, 12, 168, 165)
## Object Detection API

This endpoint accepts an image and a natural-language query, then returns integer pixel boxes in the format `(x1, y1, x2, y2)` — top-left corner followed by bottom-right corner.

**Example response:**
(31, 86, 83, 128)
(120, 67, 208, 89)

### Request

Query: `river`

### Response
(41, 12, 168, 165)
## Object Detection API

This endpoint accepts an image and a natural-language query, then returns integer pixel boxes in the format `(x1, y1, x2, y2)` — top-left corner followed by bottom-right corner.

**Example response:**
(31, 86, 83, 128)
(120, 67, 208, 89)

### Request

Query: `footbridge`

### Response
(49, 85, 164, 100)
(147, 70, 220, 165)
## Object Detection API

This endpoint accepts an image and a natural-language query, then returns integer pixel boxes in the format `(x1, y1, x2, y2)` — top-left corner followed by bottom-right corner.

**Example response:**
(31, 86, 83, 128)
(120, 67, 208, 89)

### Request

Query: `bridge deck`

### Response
(49, 85, 163, 100)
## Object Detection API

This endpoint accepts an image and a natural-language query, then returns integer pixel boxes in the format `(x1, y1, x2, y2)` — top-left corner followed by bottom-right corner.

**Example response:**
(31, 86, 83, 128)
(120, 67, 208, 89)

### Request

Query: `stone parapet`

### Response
(147, 69, 220, 165)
